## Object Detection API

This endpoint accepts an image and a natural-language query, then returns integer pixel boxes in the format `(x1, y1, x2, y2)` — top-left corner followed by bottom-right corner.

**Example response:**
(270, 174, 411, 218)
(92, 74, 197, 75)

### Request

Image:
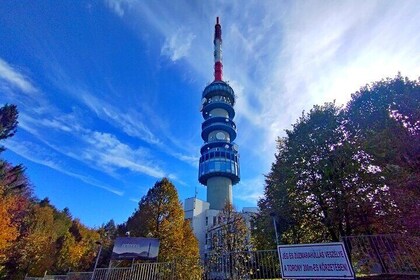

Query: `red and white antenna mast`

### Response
(214, 17, 223, 81)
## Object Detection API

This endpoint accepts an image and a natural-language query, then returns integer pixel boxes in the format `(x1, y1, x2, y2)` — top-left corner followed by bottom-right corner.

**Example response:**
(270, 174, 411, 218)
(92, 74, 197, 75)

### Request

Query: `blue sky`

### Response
(1, 0, 419, 228)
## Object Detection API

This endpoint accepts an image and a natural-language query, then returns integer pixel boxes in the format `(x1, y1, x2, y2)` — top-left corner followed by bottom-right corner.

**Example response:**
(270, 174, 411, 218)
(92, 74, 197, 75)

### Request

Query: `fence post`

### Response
(370, 235, 387, 274)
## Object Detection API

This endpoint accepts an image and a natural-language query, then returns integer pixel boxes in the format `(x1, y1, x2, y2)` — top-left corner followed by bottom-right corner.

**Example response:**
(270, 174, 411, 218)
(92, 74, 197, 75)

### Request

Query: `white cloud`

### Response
(0, 58, 37, 93)
(234, 176, 265, 206)
(174, 154, 199, 167)
(105, 0, 133, 17)
(37, 118, 74, 133)
(78, 90, 161, 145)
(82, 131, 166, 178)
(120, 0, 419, 205)
(161, 29, 196, 62)
(18, 111, 168, 180)
(218, 0, 420, 169)
(47, 73, 202, 168)
(4, 139, 124, 196)
(129, 197, 140, 203)
(36, 57, 201, 180)
(4, 0, 418, 212)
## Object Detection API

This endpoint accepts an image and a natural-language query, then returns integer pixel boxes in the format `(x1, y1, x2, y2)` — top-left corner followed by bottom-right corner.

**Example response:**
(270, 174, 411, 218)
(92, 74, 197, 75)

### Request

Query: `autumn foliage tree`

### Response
(207, 203, 251, 279)
(0, 186, 19, 275)
(0, 105, 101, 279)
(94, 219, 118, 268)
(125, 178, 200, 279)
(0, 104, 31, 279)
(209, 203, 250, 254)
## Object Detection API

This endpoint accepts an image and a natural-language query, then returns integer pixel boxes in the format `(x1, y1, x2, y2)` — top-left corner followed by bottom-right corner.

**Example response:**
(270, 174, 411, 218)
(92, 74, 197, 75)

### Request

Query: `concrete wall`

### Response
(184, 197, 210, 257)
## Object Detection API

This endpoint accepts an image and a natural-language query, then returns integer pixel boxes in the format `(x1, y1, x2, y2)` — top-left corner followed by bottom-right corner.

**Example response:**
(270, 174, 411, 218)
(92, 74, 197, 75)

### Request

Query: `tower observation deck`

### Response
(198, 17, 240, 210)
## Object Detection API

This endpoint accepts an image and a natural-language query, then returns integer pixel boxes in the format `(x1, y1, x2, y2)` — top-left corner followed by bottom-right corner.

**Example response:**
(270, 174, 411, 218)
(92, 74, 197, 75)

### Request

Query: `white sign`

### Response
(278, 242, 355, 279)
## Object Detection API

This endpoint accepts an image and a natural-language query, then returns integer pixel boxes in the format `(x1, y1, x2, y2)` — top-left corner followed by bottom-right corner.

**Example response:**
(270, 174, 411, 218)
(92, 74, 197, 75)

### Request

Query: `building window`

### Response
(206, 217, 208, 226)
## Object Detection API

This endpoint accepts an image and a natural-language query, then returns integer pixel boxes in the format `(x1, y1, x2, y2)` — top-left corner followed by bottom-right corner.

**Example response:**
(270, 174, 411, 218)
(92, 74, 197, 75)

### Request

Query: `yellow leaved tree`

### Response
(126, 178, 200, 279)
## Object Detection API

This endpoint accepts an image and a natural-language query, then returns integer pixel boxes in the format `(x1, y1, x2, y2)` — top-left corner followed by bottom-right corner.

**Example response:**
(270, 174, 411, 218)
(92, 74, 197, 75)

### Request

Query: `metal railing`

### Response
(67, 272, 93, 280)
(203, 250, 280, 280)
(24, 251, 280, 280)
(24, 235, 420, 280)
(342, 234, 420, 276)
(92, 262, 175, 280)
(25, 273, 92, 280)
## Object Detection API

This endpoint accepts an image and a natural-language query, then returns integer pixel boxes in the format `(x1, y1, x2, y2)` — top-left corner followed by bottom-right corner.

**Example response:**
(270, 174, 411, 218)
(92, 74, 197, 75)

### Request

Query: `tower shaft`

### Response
(207, 177, 232, 210)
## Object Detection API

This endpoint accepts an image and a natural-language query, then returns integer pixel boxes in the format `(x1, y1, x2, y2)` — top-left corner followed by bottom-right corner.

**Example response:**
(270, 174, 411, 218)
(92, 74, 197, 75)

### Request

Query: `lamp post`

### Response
(270, 212, 279, 247)
(91, 241, 102, 280)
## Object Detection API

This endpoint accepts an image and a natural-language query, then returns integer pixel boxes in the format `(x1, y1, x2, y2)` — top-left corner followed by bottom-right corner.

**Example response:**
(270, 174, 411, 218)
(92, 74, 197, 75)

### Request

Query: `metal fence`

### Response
(24, 251, 280, 280)
(342, 234, 420, 276)
(25, 273, 92, 280)
(67, 272, 93, 280)
(24, 235, 420, 280)
(25, 276, 67, 280)
(203, 250, 280, 279)
(92, 262, 175, 280)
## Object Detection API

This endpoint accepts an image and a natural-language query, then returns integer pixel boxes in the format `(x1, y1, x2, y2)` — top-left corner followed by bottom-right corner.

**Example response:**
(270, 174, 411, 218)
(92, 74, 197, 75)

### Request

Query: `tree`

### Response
(207, 202, 251, 279)
(209, 203, 249, 253)
(255, 101, 397, 246)
(0, 104, 30, 196)
(11, 203, 58, 277)
(345, 75, 420, 234)
(0, 104, 101, 278)
(255, 75, 419, 247)
(253, 140, 298, 248)
(125, 178, 200, 279)
(3, 197, 99, 278)
(94, 219, 117, 268)
(0, 161, 27, 192)
(0, 186, 19, 277)
(53, 218, 100, 273)
(0, 165, 30, 271)
(0, 104, 18, 152)
(0, 104, 32, 279)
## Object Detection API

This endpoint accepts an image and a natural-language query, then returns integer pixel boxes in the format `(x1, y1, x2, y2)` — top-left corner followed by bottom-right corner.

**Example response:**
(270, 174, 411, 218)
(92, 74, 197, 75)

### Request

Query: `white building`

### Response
(184, 197, 258, 257)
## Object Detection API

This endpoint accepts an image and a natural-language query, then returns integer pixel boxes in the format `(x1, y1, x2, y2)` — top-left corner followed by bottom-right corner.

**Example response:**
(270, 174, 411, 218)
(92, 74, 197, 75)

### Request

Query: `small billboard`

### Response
(111, 237, 160, 261)
(278, 242, 354, 279)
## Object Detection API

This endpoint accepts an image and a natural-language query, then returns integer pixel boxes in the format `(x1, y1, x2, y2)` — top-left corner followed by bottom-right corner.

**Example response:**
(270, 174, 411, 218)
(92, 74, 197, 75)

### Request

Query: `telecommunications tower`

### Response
(198, 17, 240, 210)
